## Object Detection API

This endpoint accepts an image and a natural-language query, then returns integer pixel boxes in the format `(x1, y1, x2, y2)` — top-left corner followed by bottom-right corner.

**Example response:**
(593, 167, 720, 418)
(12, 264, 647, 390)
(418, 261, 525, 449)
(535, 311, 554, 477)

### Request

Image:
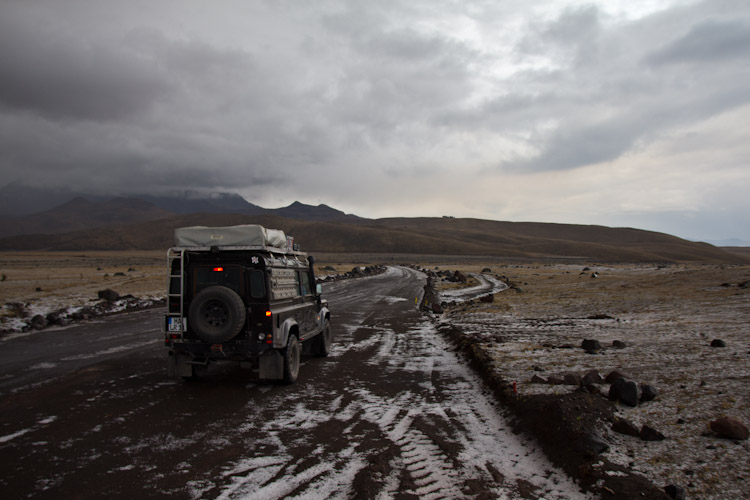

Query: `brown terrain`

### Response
(1, 197, 749, 498)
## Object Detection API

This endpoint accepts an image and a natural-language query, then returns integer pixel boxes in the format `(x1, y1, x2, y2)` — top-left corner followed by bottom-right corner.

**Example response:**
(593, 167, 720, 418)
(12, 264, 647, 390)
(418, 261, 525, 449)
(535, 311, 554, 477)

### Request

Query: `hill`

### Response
(0, 197, 174, 236)
(0, 212, 746, 263)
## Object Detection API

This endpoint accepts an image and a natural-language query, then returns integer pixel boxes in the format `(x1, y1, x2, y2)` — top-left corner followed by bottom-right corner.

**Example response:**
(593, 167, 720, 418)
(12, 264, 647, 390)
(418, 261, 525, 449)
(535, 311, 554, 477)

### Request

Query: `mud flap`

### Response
(168, 351, 194, 378)
(259, 350, 284, 380)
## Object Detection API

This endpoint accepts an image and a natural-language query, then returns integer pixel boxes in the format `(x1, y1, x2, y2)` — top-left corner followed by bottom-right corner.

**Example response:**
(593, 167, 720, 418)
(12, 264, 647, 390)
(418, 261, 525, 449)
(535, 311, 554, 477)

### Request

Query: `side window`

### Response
(249, 269, 266, 299)
(299, 271, 312, 296)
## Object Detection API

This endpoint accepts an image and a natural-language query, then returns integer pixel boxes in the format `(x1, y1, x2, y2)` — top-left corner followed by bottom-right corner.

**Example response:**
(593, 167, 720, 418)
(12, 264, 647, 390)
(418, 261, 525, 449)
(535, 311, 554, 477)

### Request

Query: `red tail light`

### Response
(213, 267, 224, 272)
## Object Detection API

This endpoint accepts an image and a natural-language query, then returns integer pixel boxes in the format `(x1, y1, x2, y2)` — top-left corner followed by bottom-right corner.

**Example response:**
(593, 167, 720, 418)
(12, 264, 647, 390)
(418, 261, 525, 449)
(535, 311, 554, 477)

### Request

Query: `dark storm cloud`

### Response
(0, 9, 171, 121)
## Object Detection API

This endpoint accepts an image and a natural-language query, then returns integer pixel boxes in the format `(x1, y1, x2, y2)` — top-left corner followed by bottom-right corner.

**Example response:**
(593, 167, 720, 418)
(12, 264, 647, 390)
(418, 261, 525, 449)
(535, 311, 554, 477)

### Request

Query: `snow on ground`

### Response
(438, 273, 508, 302)
(439, 264, 750, 500)
(213, 318, 592, 500)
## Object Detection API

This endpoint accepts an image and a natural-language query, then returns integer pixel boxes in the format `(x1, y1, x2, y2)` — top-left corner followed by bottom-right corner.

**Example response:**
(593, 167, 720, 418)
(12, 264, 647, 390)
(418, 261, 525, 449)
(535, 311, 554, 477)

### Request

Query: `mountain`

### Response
(139, 192, 264, 215)
(269, 201, 362, 221)
(0, 183, 108, 216)
(0, 197, 174, 236)
(0, 212, 746, 263)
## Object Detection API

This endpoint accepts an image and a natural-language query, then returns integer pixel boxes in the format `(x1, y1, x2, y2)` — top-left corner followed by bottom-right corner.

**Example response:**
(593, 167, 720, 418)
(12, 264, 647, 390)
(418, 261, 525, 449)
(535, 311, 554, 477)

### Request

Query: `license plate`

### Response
(167, 317, 185, 332)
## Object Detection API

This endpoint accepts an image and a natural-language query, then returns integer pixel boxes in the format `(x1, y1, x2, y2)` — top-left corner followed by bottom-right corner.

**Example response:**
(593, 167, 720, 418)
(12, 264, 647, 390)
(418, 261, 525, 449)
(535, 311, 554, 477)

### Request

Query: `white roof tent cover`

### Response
(174, 224, 288, 249)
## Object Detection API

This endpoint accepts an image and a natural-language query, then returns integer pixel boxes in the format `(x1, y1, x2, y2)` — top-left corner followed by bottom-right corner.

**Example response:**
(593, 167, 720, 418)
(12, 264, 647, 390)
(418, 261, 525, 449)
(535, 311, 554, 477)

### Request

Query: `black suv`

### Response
(162, 225, 331, 383)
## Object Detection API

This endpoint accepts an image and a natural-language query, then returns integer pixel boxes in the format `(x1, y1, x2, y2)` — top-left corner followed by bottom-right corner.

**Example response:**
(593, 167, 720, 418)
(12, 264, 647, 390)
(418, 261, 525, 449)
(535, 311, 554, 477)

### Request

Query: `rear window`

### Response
(193, 266, 242, 295)
(248, 269, 266, 299)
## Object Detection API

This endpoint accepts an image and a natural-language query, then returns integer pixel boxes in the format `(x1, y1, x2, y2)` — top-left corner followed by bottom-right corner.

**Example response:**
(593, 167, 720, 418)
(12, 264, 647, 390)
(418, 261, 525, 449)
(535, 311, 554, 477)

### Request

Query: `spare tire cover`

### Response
(188, 286, 246, 343)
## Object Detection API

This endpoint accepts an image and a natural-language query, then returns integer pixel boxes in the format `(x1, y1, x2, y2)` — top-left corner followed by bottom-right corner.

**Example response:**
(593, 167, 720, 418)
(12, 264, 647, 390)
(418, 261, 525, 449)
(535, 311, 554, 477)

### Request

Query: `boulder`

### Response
(609, 378, 641, 407)
(97, 289, 120, 302)
(640, 384, 658, 402)
(710, 416, 749, 440)
(581, 339, 602, 353)
(605, 370, 629, 384)
(479, 294, 494, 303)
(612, 418, 640, 437)
(530, 374, 547, 384)
(612, 340, 627, 349)
(30, 314, 48, 330)
(710, 339, 726, 348)
(664, 484, 686, 500)
(481, 268, 492, 273)
(547, 376, 565, 385)
(563, 373, 581, 386)
(640, 425, 666, 441)
(581, 369, 604, 386)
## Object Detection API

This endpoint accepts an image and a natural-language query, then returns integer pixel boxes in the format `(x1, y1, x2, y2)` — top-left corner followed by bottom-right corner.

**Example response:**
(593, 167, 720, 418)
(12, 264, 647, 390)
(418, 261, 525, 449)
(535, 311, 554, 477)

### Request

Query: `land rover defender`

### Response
(162, 224, 331, 383)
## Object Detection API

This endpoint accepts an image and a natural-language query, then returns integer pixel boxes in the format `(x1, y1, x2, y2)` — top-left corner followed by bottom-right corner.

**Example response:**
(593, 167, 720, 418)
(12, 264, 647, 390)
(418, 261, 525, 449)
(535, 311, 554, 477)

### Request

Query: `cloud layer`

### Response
(1, 0, 749, 241)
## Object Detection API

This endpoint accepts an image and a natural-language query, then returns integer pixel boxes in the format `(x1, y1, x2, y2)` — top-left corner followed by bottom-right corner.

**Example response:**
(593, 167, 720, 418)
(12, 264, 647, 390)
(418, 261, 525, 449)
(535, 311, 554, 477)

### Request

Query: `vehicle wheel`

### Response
(282, 335, 300, 384)
(188, 286, 246, 343)
(315, 321, 332, 357)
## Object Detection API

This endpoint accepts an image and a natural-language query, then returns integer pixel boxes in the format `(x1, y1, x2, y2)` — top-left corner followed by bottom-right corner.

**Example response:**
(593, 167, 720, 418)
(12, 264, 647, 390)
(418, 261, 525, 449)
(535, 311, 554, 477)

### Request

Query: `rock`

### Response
(479, 294, 494, 303)
(530, 374, 547, 384)
(591, 272, 599, 278)
(481, 268, 492, 273)
(609, 378, 641, 407)
(640, 384, 658, 402)
(30, 314, 48, 330)
(640, 425, 666, 441)
(579, 433, 610, 457)
(612, 340, 627, 349)
(612, 418, 641, 437)
(664, 484, 687, 500)
(97, 289, 120, 302)
(581, 339, 602, 353)
(605, 370, 629, 384)
(581, 369, 604, 385)
(710, 339, 726, 348)
(547, 376, 565, 385)
(710, 416, 749, 440)
(45, 312, 62, 325)
(563, 373, 581, 386)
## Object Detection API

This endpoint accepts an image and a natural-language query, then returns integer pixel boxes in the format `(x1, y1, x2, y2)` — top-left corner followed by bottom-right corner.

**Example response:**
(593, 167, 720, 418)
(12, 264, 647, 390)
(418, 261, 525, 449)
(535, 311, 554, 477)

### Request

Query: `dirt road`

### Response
(0, 267, 588, 499)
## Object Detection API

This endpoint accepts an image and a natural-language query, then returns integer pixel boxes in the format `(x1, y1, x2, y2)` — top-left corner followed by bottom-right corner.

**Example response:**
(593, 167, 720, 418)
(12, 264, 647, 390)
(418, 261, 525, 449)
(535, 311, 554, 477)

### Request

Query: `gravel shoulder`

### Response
(431, 262, 750, 500)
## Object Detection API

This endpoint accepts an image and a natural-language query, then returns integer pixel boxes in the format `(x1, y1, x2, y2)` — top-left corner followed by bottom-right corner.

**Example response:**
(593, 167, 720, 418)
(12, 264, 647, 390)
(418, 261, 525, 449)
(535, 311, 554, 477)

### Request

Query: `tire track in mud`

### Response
(207, 268, 589, 500)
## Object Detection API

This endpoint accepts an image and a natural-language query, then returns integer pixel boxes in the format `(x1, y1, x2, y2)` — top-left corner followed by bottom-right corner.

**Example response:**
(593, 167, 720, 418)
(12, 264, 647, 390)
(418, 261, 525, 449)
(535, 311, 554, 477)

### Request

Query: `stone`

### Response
(609, 378, 641, 407)
(710, 339, 726, 348)
(30, 314, 48, 330)
(97, 289, 120, 302)
(664, 484, 687, 500)
(581, 369, 604, 385)
(640, 425, 666, 441)
(481, 268, 492, 273)
(612, 340, 627, 349)
(612, 418, 640, 437)
(710, 416, 749, 440)
(530, 374, 547, 384)
(479, 294, 494, 303)
(563, 373, 581, 386)
(605, 370, 629, 384)
(581, 339, 602, 353)
(578, 433, 609, 457)
(640, 384, 658, 402)
(547, 376, 565, 385)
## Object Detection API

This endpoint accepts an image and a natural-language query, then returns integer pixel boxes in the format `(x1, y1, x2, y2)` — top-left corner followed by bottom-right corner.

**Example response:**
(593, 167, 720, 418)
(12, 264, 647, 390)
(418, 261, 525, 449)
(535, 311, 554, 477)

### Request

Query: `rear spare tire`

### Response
(188, 286, 246, 343)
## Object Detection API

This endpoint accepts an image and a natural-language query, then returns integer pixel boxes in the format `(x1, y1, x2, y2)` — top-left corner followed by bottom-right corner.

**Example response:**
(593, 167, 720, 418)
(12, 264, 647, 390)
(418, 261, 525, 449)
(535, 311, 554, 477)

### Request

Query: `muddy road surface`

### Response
(0, 267, 588, 499)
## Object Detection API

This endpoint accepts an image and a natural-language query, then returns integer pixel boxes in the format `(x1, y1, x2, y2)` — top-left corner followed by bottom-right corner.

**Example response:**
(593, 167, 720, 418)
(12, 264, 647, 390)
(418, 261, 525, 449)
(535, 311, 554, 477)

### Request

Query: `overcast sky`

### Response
(1, 0, 749, 243)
